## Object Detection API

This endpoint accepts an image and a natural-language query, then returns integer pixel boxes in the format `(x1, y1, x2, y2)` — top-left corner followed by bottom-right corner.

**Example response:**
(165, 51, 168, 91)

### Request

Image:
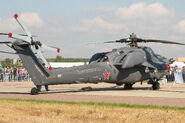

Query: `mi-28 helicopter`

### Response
(0, 14, 185, 95)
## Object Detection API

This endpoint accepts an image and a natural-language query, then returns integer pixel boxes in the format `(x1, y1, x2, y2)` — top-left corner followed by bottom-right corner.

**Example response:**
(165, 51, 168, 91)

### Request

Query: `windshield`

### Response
(144, 47, 154, 55)
(89, 52, 108, 63)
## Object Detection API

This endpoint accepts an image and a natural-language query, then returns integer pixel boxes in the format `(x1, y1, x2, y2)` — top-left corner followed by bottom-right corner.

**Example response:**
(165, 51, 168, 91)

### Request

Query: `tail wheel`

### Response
(30, 87, 38, 95)
(124, 84, 133, 89)
(152, 82, 160, 90)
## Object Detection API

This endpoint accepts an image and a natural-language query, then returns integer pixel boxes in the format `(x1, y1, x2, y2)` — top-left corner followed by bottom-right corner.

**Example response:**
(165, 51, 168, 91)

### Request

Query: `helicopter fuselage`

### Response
(42, 46, 168, 86)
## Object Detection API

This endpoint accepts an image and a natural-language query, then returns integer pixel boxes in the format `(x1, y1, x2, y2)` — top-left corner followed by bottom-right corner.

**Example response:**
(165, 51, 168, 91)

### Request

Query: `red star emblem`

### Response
(104, 72, 110, 79)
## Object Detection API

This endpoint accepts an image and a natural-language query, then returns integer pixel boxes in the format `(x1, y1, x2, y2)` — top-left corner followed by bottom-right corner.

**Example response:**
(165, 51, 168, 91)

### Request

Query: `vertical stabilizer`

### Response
(13, 42, 50, 86)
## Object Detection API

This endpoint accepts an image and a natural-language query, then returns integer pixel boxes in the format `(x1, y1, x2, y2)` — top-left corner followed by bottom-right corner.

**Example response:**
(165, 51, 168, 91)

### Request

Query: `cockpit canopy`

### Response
(89, 52, 109, 63)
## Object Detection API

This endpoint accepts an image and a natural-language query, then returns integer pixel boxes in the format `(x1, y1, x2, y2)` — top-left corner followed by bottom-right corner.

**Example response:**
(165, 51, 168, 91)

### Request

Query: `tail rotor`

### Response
(0, 13, 61, 70)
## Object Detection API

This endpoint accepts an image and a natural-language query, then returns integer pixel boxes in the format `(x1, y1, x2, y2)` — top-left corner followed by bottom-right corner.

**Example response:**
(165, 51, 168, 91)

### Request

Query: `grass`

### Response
(0, 98, 185, 123)
(1, 98, 185, 110)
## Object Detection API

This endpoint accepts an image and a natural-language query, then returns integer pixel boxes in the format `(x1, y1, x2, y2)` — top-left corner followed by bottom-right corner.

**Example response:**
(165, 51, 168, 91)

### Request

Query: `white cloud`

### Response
(0, 12, 44, 32)
(72, 16, 124, 33)
(0, 18, 18, 32)
(175, 19, 185, 33)
(115, 2, 174, 26)
(116, 2, 173, 21)
(20, 12, 44, 28)
(72, 2, 174, 34)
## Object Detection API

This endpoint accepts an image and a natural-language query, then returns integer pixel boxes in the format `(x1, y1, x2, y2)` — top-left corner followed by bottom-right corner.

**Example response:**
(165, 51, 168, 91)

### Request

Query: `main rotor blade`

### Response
(142, 39, 185, 45)
(105, 38, 129, 43)
(59, 40, 112, 49)
(0, 50, 17, 54)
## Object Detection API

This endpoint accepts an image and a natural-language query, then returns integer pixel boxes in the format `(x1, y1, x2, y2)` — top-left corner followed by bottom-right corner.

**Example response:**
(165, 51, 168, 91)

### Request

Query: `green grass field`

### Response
(0, 98, 185, 123)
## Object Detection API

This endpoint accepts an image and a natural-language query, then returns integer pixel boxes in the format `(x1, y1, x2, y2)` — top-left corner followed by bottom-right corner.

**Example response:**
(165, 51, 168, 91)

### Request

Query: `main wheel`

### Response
(124, 84, 133, 89)
(81, 86, 92, 91)
(152, 82, 160, 90)
(31, 87, 38, 95)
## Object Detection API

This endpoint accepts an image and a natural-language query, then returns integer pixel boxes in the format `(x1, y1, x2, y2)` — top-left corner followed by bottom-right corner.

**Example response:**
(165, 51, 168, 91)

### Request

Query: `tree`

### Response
(54, 55, 62, 62)
(1, 58, 13, 67)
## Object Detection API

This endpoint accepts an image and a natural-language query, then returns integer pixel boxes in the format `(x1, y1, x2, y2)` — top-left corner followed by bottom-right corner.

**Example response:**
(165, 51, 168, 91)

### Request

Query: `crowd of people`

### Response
(166, 66, 185, 83)
(0, 67, 30, 82)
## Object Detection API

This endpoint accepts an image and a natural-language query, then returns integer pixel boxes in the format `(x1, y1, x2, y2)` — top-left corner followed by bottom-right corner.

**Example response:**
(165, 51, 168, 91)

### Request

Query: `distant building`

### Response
(176, 57, 185, 62)
(49, 62, 85, 68)
(13, 58, 22, 66)
(13, 59, 18, 65)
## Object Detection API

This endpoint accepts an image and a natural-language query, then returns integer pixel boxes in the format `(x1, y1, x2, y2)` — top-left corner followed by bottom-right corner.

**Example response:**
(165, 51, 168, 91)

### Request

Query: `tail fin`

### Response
(13, 42, 50, 86)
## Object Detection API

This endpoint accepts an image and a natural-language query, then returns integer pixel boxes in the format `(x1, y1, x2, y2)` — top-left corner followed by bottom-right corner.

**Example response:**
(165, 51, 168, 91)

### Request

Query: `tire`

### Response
(116, 83, 123, 86)
(152, 82, 160, 90)
(124, 84, 133, 89)
(81, 86, 92, 91)
(31, 87, 38, 95)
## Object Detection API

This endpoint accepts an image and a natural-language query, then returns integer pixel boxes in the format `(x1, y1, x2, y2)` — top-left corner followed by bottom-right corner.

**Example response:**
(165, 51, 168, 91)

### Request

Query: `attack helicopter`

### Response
(0, 14, 185, 95)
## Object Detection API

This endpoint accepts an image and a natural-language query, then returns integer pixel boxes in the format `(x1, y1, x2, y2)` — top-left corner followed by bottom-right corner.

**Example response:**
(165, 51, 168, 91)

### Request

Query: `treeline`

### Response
(47, 56, 89, 62)
(1, 58, 21, 68)
(0, 56, 90, 68)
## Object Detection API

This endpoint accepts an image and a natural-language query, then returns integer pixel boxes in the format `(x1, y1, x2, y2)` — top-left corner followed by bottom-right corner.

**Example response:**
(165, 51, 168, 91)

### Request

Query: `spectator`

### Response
(0, 73, 4, 82)
(4, 66, 9, 82)
(18, 67, 23, 81)
(183, 66, 185, 81)
(9, 67, 13, 81)
(174, 65, 184, 84)
(23, 69, 28, 80)
(42, 63, 49, 91)
(13, 67, 17, 81)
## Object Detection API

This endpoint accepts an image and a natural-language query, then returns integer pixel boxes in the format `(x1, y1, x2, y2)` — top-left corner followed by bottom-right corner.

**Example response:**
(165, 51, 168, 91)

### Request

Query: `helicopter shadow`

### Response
(38, 86, 152, 95)
(38, 85, 185, 95)
(0, 92, 31, 95)
(0, 86, 152, 95)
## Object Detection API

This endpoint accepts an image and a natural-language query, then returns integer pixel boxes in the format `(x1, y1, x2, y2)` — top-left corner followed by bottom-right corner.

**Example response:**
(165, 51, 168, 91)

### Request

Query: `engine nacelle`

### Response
(121, 51, 145, 69)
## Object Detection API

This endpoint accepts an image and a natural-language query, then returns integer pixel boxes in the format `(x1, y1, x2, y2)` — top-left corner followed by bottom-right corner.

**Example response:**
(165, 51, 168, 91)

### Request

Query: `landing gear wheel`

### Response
(31, 87, 38, 95)
(81, 86, 92, 91)
(124, 84, 133, 89)
(152, 82, 160, 90)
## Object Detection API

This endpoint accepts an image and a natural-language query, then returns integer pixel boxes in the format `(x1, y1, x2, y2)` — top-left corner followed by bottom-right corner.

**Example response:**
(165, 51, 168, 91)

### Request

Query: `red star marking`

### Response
(104, 72, 110, 79)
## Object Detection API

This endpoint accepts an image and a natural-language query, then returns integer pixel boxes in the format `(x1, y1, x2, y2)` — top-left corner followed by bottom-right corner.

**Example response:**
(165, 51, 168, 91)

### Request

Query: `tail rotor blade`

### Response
(0, 33, 9, 35)
(8, 33, 31, 43)
(40, 43, 60, 53)
(0, 41, 12, 44)
(36, 48, 51, 69)
(14, 14, 32, 37)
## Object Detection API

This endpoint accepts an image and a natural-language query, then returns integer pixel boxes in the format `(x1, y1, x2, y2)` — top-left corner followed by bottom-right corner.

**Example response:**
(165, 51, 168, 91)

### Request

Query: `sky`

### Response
(0, 0, 185, 59)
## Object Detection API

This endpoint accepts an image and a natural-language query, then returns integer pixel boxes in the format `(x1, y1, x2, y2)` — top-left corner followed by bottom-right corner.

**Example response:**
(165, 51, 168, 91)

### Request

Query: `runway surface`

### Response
(0, 81, 185, 107)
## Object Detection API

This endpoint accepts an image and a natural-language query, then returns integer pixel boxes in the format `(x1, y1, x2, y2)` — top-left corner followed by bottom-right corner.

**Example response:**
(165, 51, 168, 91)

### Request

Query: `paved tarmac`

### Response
(0, 81, 185, 107)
